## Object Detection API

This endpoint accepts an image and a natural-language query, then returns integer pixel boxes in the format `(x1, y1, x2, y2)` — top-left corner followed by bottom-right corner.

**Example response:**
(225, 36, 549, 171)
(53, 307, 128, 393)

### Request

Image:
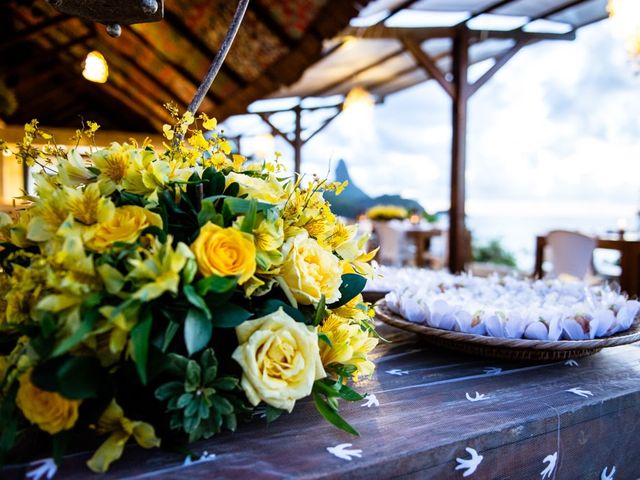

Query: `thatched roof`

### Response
(0, 0, 369, 131)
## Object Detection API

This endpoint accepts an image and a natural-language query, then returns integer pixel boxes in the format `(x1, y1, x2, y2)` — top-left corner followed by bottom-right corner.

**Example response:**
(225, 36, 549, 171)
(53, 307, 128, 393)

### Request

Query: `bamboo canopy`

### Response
(0, 0, 370, 131)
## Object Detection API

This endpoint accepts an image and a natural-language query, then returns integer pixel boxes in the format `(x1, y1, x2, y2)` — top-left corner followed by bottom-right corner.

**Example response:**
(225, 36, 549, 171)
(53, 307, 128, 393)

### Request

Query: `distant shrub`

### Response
(473, 239, 517, 267)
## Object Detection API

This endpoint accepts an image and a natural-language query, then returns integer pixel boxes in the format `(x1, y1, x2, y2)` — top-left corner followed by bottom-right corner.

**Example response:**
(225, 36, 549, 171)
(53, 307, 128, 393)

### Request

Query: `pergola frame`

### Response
(246, 0, 607, 273)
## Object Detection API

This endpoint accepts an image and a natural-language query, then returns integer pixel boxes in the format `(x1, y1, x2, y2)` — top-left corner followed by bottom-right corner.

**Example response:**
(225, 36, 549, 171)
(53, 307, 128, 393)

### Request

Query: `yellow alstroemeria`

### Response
(92, 142, 141, 195)
(318, 313, 378, 381)
(87, 400, 160, 473)
(64, 183, 115, 226)
(127, 236, 194, 302)
(57, 148, 95, 187)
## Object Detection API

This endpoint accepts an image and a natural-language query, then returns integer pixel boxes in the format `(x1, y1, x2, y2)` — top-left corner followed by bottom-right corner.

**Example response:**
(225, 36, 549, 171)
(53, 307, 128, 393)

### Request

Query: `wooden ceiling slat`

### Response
(0, 14, 70, 52)
(124, 25, 222, 105)
(163, 10, 248, 89)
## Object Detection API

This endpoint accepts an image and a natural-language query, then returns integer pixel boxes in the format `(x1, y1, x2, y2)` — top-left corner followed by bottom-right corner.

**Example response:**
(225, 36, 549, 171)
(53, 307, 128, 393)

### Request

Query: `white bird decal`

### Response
(601, 465, 616, 480)
(386, 369, 409, 376)
(327, 443, 363, 461)
(566, 387, 593, 398)
(183, 451, 216, 466)
(455, 447, 483, 477)
(26, 458, 58, 480)
(361, 393, 379, 408)
(483, 367, 502, 375)
(565, 360, 579, 367)
(465, 392, 489, 402)
(540, 452, 558, 479)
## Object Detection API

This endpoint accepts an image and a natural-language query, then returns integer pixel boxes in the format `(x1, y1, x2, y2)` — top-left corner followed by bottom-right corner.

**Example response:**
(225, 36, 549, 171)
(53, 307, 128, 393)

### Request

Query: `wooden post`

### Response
(449, 26, 469, 273)
(293, 105, 302, 174)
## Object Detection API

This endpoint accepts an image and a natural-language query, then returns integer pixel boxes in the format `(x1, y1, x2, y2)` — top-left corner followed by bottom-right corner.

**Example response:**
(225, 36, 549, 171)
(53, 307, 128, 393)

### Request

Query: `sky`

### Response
(222, 18, 640, 267)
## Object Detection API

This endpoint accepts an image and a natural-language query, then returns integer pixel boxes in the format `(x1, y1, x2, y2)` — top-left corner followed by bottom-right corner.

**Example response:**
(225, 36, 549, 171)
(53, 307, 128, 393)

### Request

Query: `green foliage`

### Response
(312, 378, 365, 436)
(155, 349, 245, 442)
(329, 274, 367, 308)
(472, 238, 517, 268)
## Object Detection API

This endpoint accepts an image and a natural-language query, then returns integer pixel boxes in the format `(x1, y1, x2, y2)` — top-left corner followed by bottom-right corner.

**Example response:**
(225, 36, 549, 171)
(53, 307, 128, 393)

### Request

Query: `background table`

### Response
(6, 322, 640, 479)
(534, 234, 640, 297)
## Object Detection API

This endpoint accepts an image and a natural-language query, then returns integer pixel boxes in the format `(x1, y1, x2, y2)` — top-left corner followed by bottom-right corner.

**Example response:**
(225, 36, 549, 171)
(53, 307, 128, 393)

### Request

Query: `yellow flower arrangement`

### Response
(366, 204, 409, 221)
(0, 108, 379, 473)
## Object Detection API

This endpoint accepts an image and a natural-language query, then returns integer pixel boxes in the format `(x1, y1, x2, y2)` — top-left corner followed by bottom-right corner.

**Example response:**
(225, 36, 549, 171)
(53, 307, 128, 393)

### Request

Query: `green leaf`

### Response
(265, 405, 285, 423)
(212, 376, 238, 391)
(202, 168, 225, 197)
(184, 308, 212, 355)
(183, 413, 199, 433)
(196, 275, 237, 296)
(329, 274, 367, 308)
(183, 285, 212, 320)
(211, 395, 234, 415)
(155, 381, 183, 401)
(257, 299, 305, 323)
(52, 308, 100, 357)
(239, 199, 257, 233)
(177, 393, 193, 409)
(211, 304, 252, 328)
(165, 353, 189, 378)
(52, 431, 69, 466)
(185, 399, 200, 417)
(313, 295, 326, 326)
(313, 392, 359, 436)
(318, 332, 333, 348)
(334, 383, 365, 402)
(161, 321, 180, 352)
(201, 351, 219, 386)
(223, 413, 237, 432)
(56, 357, 109, 400)
(131, 308, 153, 384)
(185, 360, 201, 392)
(197, 201, 218, 227)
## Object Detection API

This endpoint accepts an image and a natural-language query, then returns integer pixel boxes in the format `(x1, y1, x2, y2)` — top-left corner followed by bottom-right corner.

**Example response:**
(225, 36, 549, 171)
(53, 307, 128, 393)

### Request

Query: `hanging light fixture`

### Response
(608, 0, 640, 60)
(343, 86, 375, 114)
(82, 51, 109, 83)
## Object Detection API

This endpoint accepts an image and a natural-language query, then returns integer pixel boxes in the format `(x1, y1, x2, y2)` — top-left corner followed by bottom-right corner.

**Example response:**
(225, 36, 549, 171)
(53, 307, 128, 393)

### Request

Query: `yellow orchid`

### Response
(87, 400, 160, 473)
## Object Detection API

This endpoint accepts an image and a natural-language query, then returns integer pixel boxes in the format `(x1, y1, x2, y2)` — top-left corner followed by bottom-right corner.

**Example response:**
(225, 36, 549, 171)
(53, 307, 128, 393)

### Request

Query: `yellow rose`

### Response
(87, 206, 162, 252)
(232, 309, 325, 412)
(190, 222, 256, 284)
(16, 370, 81, 434)
(279, 233, 342, 306)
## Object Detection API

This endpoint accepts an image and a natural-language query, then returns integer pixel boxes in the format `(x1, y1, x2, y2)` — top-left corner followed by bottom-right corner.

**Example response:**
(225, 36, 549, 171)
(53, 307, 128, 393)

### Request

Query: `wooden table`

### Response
(405, 227, 442, 267)
(7, 322, 640, 479)
(534, 234, 640, 297)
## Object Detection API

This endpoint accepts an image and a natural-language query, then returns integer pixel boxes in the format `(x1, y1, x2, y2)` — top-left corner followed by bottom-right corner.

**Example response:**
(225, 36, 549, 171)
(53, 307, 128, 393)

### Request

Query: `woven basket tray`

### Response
(375, 300, 640, 361)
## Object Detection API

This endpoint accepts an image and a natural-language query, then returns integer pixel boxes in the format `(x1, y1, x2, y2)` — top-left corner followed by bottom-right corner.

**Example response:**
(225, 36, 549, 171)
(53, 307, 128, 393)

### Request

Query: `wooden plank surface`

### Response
(5, 322, 640, 479)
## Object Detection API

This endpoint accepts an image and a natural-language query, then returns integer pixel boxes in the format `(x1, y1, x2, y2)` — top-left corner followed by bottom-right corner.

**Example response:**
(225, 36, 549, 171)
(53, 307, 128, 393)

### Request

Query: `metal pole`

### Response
(293, 105, 302, 174)
(186, 0, 249, 116)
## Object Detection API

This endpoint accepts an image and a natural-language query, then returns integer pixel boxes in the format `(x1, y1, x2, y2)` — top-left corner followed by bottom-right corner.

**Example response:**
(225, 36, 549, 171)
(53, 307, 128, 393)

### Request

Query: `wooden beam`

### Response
(449, 27, 470, 273)
(302, 108, 341, 144)
(124, 26, 222, 105)
(401, 38, 454, 98)
(256, 113, 295, 147)
(248, 1, 296, 49)
(306, 48, 404, 98)
(3, 33, 93, 77)
(468, 40, 527, 97)
(373, 0, 420, 26)
(0, 14, 71, 53)
(462, 0, 514, 22)
(163, 10, 247, 89)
